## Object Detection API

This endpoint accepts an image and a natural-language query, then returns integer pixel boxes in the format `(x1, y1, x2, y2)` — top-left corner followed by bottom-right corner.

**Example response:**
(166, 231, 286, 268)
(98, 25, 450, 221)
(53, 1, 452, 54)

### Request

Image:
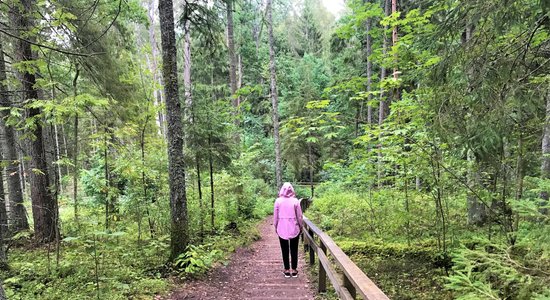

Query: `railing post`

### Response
(302, 230, 308, 252)
(343, 274, 357, 299)
(318, 241, 327, 293)
(309, 228, 315, 265)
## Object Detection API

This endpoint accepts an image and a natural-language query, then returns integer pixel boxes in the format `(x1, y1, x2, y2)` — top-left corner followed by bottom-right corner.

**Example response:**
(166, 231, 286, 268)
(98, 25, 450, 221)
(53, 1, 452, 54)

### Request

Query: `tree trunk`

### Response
(267, 0, 282, 189)
(227, 0, 238, 96)
(53, 124, 62, 192)
(42, 119, 56, 195)
(11, 0, 58, 243)
(159, 0, 189, 260)
(209, 135, 215, 232)
(183, 19, 192, 126)
(0, 162, 8, 239)
(467, 149, 486, 225)
(0, 34, 29, 232)
(0, 281, 6, 299)
(196, 155, 203, 240)
(366, 16, 373, 126)
(61, 124, 69, 176)
(308, 142, 314, 198)
(72, 66, 80, 222)
(391, 0, 400, 101)
(227, 0, 240, 142)
(540, 87, 550, 215)
(0, 162, 5, 270)
(379, 0, 390, 124)
(377, 0, 390, 188)
(104, 131, 110, 230)
(147, 0, 166, 138)
(209, 68, 216, 233)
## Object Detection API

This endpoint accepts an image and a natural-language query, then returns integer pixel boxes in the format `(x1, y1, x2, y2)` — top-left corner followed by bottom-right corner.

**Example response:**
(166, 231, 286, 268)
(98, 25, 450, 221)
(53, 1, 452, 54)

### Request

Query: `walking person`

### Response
(273, 182, 304, 278)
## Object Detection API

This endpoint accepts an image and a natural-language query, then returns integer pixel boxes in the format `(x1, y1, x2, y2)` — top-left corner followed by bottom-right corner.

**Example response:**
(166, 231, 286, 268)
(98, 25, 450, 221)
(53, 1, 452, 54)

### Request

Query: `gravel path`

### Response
(167, 217, 316, 300)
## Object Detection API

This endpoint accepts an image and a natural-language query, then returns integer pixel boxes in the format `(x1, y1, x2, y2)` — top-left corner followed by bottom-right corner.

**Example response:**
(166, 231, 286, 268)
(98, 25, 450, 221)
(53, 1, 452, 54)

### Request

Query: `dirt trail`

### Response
(167, 217, 316, 300)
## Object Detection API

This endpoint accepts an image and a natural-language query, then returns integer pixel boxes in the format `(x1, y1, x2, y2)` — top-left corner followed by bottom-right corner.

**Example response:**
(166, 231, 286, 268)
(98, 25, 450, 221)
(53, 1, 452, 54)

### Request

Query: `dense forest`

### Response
(0, 0, 548, 299)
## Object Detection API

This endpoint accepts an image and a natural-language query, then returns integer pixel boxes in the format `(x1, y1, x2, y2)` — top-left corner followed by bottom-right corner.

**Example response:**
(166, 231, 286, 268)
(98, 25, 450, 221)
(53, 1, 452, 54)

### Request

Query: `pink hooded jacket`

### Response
(273, 183, 304, 240)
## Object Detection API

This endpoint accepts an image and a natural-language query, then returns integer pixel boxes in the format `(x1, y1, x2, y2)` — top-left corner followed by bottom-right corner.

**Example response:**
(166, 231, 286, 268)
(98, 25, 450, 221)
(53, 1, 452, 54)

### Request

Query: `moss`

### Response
(333, 240, 452, 300)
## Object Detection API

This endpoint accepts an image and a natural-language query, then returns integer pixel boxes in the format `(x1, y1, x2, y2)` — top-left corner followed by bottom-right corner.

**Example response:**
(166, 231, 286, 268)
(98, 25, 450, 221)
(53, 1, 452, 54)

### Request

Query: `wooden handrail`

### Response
(302, 216, 390, 300)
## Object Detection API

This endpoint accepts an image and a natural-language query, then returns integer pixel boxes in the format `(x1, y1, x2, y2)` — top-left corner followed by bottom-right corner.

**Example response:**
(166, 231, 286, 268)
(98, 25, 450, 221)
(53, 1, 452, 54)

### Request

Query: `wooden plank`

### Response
(304, 217, 389, 300)
(304, 229, 317, 265)
(319, 242, 327, 293)
(303, 230, 317, 251)
(344, 274, 357, 298)
(318, 248, 355, 300)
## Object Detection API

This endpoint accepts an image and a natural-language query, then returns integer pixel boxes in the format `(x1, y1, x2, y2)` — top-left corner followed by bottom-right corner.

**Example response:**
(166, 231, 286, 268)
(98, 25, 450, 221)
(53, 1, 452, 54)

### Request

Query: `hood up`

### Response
(278, 182, 296, 198)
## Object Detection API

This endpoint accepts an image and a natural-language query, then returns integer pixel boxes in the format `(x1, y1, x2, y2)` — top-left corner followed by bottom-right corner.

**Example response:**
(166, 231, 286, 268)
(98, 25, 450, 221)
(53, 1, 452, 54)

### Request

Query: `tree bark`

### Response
(0, 161, 8, 239)
(540, 89, 550, 214)
(71, 66, 80, 223)
(366, 16, 373, 125)
(209, 68, 216, 233)
(0, 281, 6, 299)
(227, 0, 240, 142)
(159, 0, 189, 260)
(467, 149, 486, 225)
(209, 134, 215, 232)
(379, 0, 390, 124)
(267, 0, 282, 189)
(0, 161, 5, 270)
(11, 0, 58, 243)
(0, 33, 29, 232)
(147, 0, 166, 138)
(196, 155, 203, 240)
(227, 0, 238, 96)
(183, 18, 192, 126)
(377, 0, 390, 188)
(391, 0, 400, 101)
(540, 87, 550, 215)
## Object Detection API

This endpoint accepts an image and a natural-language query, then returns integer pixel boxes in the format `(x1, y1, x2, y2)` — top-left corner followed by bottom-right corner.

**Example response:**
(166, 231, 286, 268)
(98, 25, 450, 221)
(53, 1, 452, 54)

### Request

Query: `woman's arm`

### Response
(273, 200, 279, 232)
(295, 201, 304, 230)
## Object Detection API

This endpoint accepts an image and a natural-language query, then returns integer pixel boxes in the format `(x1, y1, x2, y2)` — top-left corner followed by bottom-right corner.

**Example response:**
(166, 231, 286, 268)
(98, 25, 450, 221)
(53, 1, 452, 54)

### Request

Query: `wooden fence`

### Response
(302, 217, 390, 300)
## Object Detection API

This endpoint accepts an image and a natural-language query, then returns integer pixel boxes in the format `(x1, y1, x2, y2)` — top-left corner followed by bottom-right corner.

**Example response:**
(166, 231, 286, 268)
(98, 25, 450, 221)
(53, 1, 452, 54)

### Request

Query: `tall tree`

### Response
(378, 0, 390, 124)
(147, 0, 167, 138)
(72, 65, 80, 222)
(226, 0, 240, 137)
(377, 0, 391, 187)
(267, 0, 282, 189)
(0, 160, 8, 239)
(10, 0, 58, 243)
(540, 87, 550, 215)
(182, 14, 193, 126)
(365, 2, 373, 125)
(0, 33, 29, 232)
(158, 0, 189, 260)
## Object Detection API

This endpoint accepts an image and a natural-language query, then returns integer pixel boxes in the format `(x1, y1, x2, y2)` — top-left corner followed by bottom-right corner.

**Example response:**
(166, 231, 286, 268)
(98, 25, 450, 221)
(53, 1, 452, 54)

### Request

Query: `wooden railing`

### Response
(302, 217, 390, 300)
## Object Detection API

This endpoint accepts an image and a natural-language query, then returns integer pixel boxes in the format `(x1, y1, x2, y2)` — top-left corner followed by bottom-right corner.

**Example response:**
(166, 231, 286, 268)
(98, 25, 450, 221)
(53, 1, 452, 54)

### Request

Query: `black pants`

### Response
(279, 235, 300, 270)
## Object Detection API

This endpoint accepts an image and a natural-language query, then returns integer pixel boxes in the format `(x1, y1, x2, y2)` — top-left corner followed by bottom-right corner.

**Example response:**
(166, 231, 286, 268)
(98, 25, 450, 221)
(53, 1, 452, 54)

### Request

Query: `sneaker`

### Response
(283, 271, 291, 278)
(291, 270, 298, 278)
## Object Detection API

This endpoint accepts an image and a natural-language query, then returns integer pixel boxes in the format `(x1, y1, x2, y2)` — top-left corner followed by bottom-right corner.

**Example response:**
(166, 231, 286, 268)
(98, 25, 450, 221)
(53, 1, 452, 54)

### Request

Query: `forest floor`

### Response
(163, 217, 316, 300)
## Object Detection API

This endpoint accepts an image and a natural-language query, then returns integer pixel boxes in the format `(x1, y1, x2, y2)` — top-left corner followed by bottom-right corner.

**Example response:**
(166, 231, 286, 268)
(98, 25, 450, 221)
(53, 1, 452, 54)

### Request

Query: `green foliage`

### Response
(4, 0, 550, 299)
(2, 220, 169, 299)
(447, 240, 550, 300)
(174, 244, 224, 278)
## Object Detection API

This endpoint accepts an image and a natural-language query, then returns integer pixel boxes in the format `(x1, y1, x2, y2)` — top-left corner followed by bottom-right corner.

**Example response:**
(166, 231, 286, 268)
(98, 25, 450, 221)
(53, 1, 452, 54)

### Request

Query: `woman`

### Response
(273, 182, 303, 278)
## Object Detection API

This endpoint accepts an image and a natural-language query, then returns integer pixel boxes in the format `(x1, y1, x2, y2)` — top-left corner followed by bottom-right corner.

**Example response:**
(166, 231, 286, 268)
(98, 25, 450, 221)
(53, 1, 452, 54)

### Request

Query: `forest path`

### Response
(166, 217, 316, 300)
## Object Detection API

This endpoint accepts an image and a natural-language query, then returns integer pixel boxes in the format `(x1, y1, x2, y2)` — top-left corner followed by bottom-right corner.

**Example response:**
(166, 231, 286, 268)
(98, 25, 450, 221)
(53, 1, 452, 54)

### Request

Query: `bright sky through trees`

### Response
(321, 0, 345, 17)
